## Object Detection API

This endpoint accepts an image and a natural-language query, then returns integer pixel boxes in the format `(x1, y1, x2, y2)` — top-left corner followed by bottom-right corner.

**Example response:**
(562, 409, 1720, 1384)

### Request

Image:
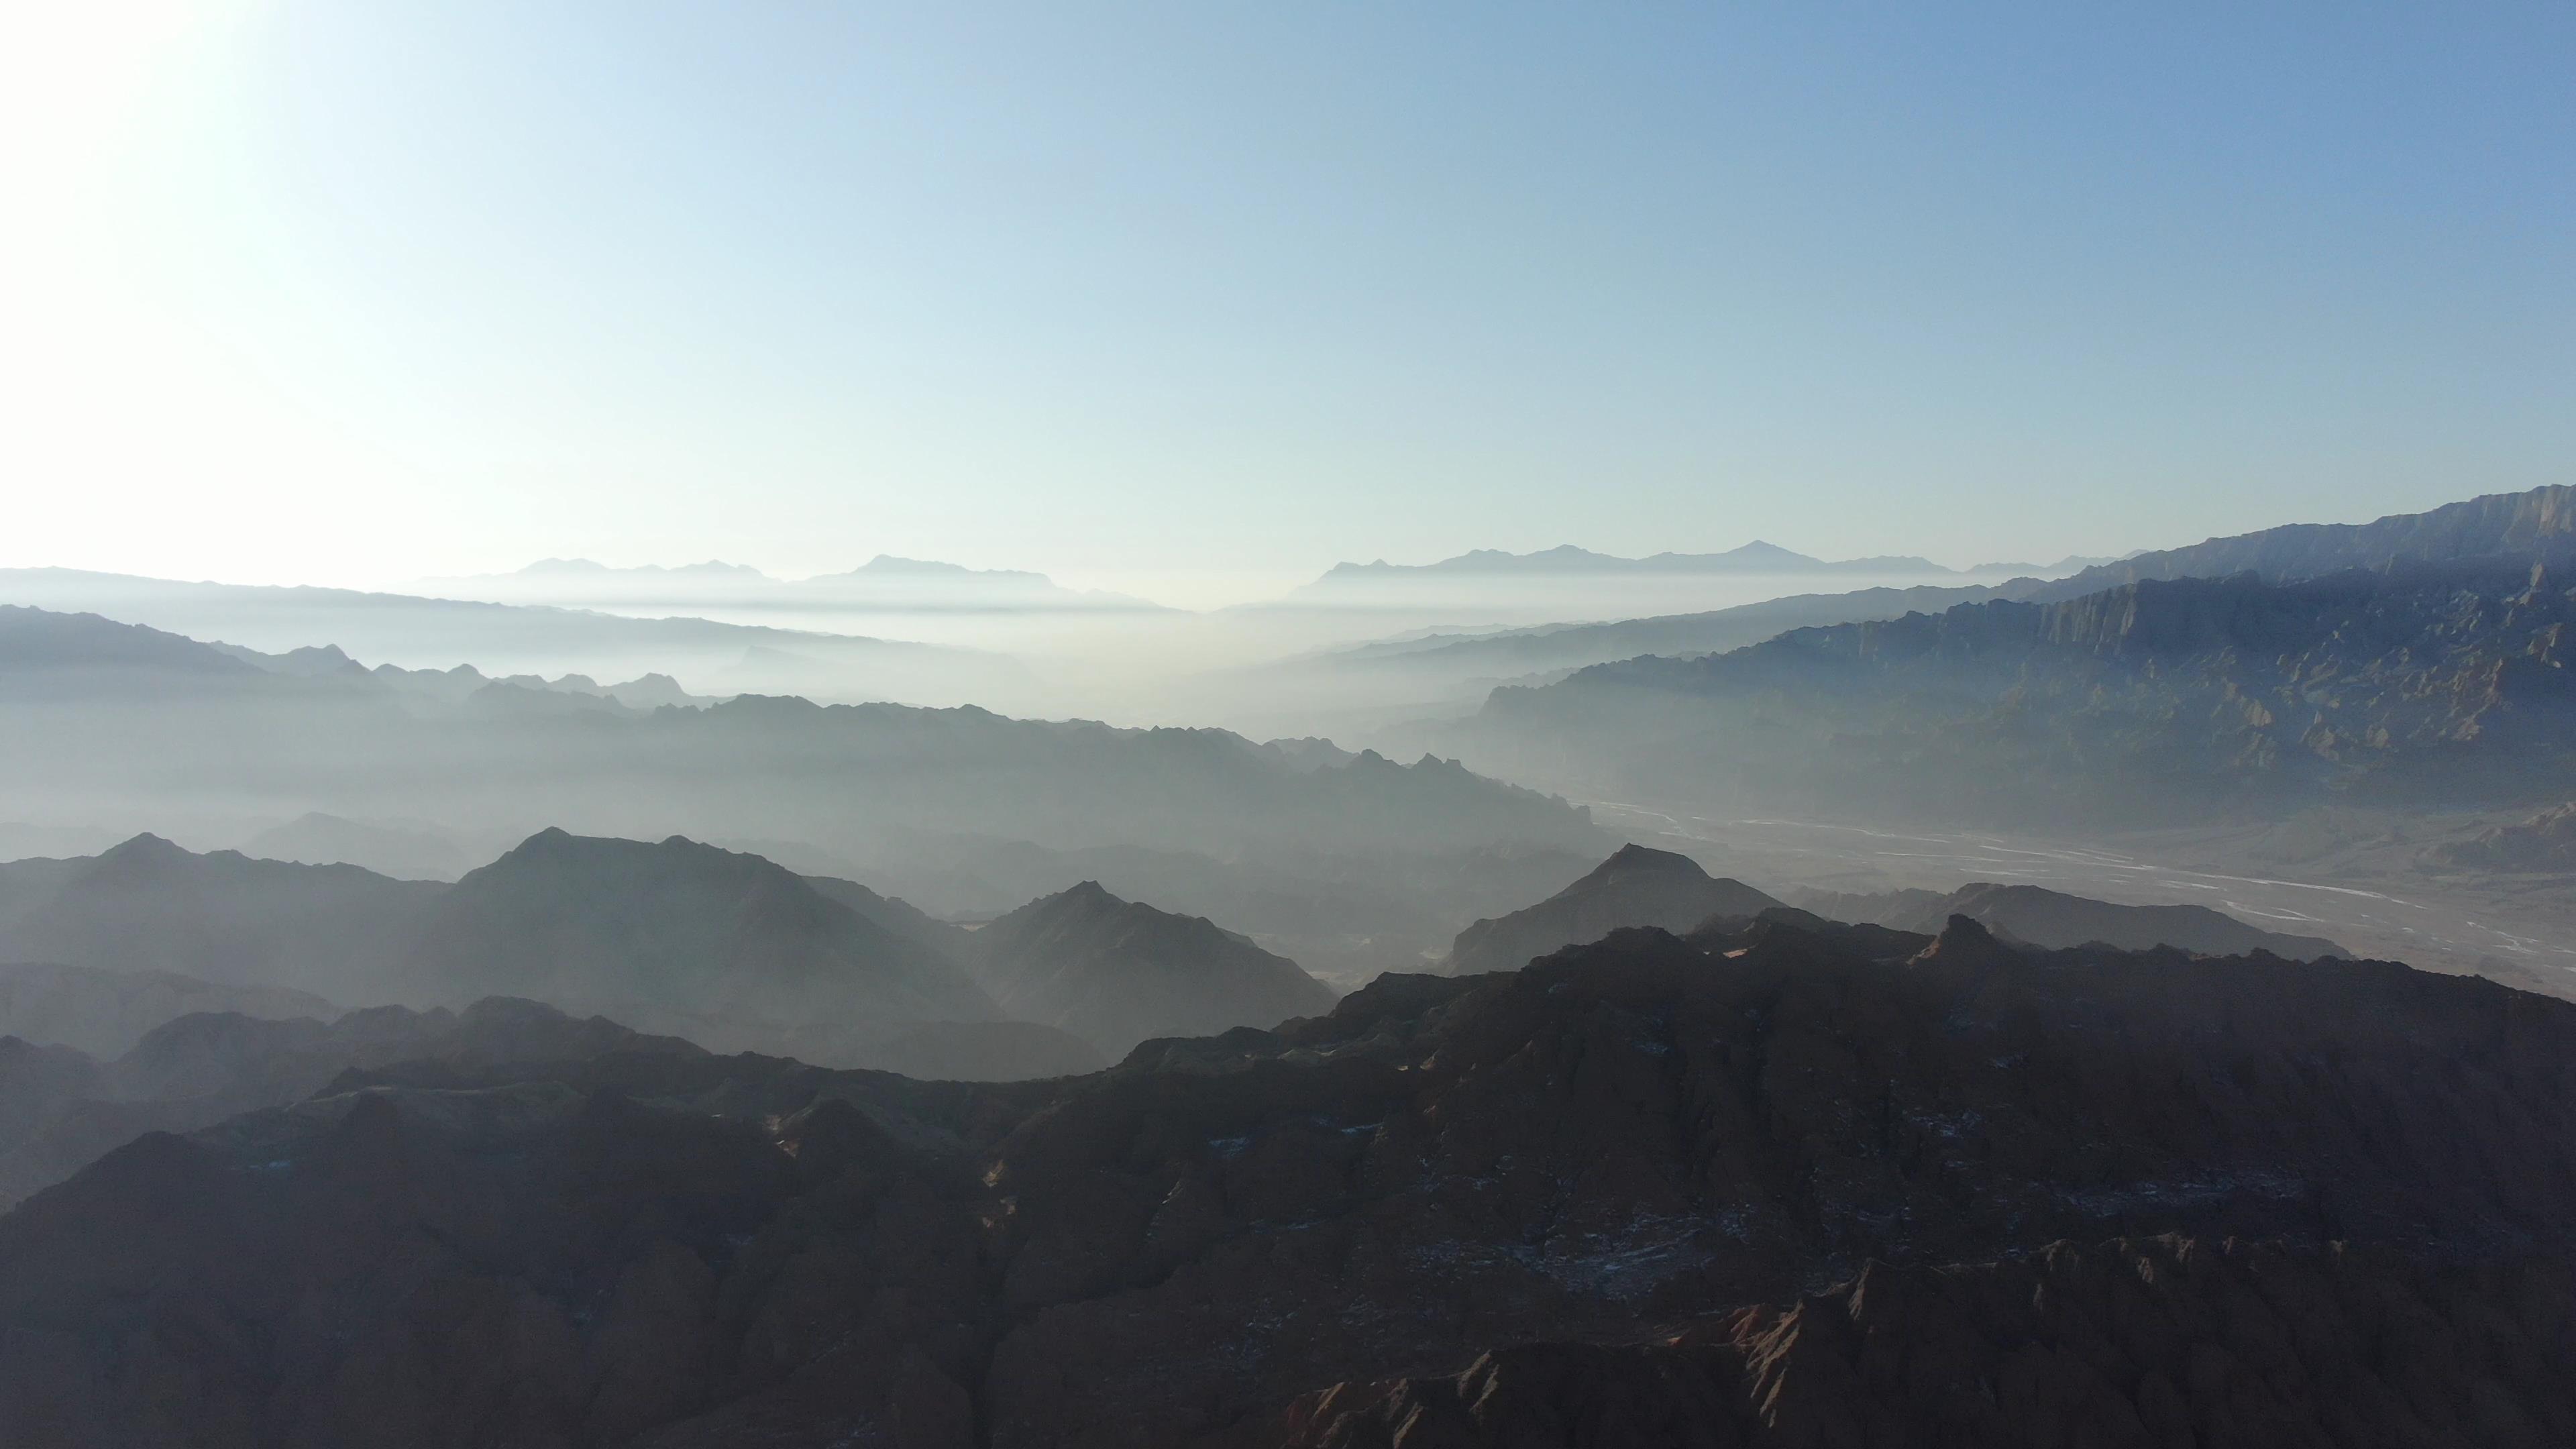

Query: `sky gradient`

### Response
(4, 3, 2569, 607)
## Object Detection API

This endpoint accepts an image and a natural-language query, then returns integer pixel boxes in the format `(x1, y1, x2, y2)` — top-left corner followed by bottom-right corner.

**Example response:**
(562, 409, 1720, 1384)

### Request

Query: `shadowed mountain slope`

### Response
(2040, 482, 2576, 596)
(5, 914, 2572, 1445)
(1230, 1238, 2575, 1448)
(969, 881, 1338, 1057)
(1444, 843, 1782, 975)
(398, 830, 1002, 1062)
(1795, 881, 2350, 959)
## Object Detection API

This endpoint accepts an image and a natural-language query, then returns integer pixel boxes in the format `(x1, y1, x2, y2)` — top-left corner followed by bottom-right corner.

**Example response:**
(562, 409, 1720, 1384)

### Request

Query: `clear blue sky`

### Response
(3, 3, 2569, 605)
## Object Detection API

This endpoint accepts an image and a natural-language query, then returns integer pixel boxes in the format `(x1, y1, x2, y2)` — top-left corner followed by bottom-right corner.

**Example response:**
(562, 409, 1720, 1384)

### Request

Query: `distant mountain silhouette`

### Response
(0, 570, 1028, 705)
(506, 557, 767, 578)
(0, 962, 337, 1058)
(1444, 843, 1782, 975)
(0, 835, 439, 998)
(0, 996, 700, 1212)
(241, 812, 472, 881)
(970, 881, 1337, 1056)
(1305, 541, 1955, 585)
(396, 830, 1001, 1062)
(1, 607, 1602, 869)
(1796, 881, 2349, 959)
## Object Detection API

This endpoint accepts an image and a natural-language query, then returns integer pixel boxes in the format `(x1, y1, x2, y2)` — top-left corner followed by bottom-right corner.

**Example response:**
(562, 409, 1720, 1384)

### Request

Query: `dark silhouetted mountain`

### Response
(0, 835, 439, 998)
(397, 830, 1001, 1063)
(241, 812, 472, 880)
(1444, 843, 1781, 975)
(1796, 881, 2349, 959)
(0, 996, 702, 1212)
(4, 916, 2573, 1445)
(969, 881, 1337, 1056)
(1466, 558, 2576, 824)
(0, 961, 337, 1057)
(853, 835, 1604, 987)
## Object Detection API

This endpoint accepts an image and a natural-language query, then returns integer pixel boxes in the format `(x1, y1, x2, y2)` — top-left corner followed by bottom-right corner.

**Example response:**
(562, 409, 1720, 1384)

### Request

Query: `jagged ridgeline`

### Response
(3, 914, 2573, 1445)
(1458, 552, 2576, 824)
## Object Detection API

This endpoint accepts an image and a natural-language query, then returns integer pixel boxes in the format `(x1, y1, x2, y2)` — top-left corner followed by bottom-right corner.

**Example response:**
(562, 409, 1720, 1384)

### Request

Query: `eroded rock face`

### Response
(3, 918, 2573, 1446)
(1228, 1238, 2576, 1449)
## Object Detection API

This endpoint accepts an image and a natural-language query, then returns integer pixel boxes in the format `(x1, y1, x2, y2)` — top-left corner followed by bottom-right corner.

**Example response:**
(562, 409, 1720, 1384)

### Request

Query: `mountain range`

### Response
(1, 604, 1602, 867)
(0, 572, 1028, 705)
(4, 911, 2571, 1445)
(1458, 555, 2576, 824)
(1301, 542, 2108, 584)
(1791, 881, 2350, 959)
(427, 553, 1171, 612)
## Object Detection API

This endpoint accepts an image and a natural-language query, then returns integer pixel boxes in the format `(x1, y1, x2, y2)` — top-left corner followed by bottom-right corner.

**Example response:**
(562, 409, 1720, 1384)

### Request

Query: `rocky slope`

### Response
(2041, 482, 2576, 596)
(1445, 843, 1782, 975)
(1229, 1238, 2575, 1448)
(0, 997, 704, 1210)
(1795, 881, 2349, 959)
(969, 881, 1338, 1057)
(5, 912, 2573, 1446)
(1468, 558, 2576, 823)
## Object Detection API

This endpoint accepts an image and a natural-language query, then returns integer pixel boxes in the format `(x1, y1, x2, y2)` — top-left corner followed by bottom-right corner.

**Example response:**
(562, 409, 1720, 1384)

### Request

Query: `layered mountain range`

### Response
(0, 831, 1307, 1077)
(1, 605, 1600, 863)
(4, 912, 2571, 1446)
(1461, 557, 2576, 823)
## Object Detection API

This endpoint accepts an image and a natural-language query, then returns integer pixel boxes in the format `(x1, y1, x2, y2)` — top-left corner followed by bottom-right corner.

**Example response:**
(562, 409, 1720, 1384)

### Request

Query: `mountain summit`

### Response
(1445, 843, 1782, 975)
(396, 830, 1000, 1062)
(969, 881, 1336, 1056)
